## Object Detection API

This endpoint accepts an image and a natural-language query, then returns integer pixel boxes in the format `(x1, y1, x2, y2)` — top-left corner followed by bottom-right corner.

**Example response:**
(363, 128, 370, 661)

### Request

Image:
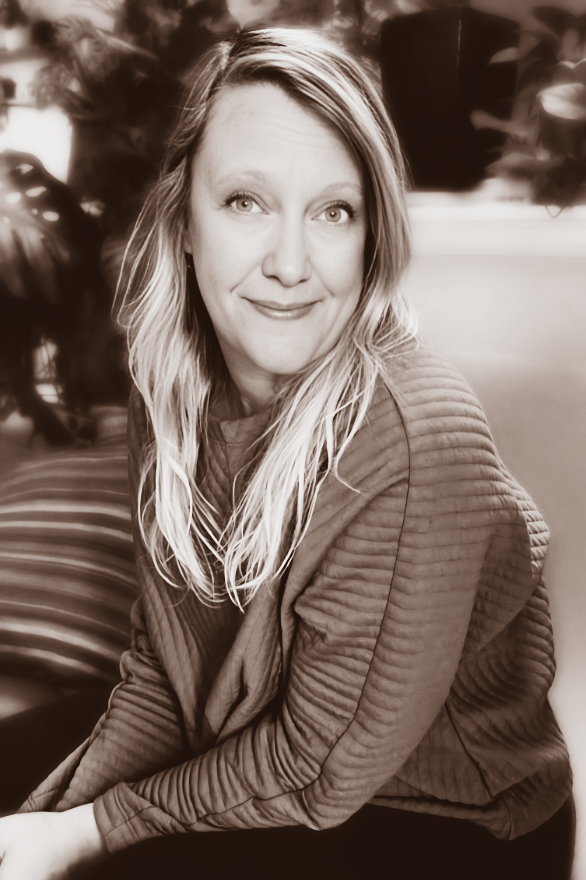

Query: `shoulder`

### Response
(358, 344, 547, 552)
(374, 342, 491, 441)
(347, 342, 536, 523)
(364, 342, 498, 469)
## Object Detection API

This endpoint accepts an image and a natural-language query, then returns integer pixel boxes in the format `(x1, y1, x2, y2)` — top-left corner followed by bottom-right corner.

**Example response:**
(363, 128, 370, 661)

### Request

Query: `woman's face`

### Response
(185, 83, 367, 410)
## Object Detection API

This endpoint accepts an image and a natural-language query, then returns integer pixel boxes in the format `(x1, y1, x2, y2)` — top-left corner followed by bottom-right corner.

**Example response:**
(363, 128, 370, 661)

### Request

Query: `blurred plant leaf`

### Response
(470, 110, 532, 139)
(538, 82, 586, 121)
(551, 60, 577, 85)
(0, 151, 101, 306)
(517, 64, 554, 93)
(578, 13, 586, 42)
(560, 27, 582, 63)
(516, 39, 559, 92)
(394, 0, 420, 12)
(99, 30, 159, 61)
(532, 6, 578, 38)
(522, 28, 562, 54)
(0, 211, 63, 304)
(426, 0, 470, 7)
(488, 47, 520, 65)
(575, 58, 586, 85)
(521, 37, 560, 66)
(0, 148, 111, 442)
(486, 150, 563, 177)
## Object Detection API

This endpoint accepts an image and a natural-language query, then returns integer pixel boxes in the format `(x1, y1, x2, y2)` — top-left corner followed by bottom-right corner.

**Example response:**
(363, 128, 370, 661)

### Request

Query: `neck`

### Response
(212, 373, 273, 419)
(217, 348, 281, 417)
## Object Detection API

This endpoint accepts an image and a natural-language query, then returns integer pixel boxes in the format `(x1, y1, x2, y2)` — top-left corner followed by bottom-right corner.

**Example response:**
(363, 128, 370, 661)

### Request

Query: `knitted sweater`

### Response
(21, 345, 571, 850)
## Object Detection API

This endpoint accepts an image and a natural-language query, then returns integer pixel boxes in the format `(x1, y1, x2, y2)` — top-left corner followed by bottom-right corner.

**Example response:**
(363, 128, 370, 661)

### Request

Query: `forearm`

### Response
(21, 600, 191, 814)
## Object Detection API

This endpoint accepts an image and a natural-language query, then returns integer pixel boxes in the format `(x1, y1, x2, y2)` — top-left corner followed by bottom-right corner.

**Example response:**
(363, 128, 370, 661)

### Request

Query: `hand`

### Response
(0, 804, 108, 879)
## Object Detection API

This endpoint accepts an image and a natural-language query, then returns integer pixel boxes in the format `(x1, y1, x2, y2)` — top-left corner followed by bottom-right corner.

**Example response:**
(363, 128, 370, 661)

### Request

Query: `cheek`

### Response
(191, 213, 258, 299)
(315, 234, 365, 302)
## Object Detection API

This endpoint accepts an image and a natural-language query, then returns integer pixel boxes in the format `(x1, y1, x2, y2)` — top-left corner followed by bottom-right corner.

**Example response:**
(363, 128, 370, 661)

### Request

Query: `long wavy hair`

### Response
(118, 27, 417, 609)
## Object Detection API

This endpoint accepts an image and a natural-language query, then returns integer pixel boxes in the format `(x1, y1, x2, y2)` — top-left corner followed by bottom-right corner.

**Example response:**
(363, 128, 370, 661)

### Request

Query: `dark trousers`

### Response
(0, 689, 575, 880)
(79, 796, 575, 880)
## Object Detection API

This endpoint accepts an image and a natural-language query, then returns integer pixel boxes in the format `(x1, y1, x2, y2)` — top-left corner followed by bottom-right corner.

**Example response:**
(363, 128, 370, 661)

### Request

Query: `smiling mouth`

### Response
(245, 299, 317, 320)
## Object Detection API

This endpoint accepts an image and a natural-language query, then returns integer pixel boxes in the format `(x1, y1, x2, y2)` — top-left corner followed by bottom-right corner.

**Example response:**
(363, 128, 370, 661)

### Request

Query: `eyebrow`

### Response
(216, 170, 271, 187)
(215, 170, 364, 198)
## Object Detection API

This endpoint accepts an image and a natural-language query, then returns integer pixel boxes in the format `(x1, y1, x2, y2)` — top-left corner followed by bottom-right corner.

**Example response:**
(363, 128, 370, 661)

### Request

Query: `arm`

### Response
(6, 601, 186, 878)
(19, 597, 191, 814)
(19, 389, 192, 814)
(93, 424, 487, 850)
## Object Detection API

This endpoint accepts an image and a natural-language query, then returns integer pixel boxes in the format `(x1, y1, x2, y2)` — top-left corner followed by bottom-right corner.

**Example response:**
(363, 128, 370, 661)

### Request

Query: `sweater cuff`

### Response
(93, 784, 185, 853)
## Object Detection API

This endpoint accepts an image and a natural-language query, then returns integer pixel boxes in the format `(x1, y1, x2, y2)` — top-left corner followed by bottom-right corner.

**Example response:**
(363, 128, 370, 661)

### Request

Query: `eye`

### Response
(316, 202, 353, 224)
(226, 193, 262, 214)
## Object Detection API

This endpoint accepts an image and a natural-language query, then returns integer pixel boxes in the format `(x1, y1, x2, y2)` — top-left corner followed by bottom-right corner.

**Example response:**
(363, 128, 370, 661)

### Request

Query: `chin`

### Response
(254, 352, 319, 380)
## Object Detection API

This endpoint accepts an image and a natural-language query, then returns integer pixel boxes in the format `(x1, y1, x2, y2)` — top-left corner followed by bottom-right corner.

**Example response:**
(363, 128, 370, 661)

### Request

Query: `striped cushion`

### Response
(0, 408, 138, 685)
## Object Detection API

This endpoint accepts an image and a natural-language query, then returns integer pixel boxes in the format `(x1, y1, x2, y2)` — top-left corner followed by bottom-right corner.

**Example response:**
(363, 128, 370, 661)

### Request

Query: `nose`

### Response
(261, 215, 311, 287)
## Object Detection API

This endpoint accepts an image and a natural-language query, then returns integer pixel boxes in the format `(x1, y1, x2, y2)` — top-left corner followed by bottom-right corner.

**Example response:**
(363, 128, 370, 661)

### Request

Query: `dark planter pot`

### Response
(380, 8, 519, 190)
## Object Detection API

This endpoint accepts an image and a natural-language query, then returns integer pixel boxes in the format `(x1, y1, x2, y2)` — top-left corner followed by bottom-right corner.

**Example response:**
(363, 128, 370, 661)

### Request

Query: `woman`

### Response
(0, 26, 573, 880)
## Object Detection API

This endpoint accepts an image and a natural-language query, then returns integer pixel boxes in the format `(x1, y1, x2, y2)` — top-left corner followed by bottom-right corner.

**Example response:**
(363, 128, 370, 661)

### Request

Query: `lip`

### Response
(245, 298, 317, 320)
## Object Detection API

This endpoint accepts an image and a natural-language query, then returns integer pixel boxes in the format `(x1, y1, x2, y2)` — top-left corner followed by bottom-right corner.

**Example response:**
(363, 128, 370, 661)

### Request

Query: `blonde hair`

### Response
(118, 27, 417, 609)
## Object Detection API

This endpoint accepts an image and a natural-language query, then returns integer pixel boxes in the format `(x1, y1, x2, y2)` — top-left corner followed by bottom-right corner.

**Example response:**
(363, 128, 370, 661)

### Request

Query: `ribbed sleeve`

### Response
(19, 598, 191, 813)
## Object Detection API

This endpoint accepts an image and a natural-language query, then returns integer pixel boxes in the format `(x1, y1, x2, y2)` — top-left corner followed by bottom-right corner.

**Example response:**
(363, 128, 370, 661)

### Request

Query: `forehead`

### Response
(193, 83, 362, 187)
